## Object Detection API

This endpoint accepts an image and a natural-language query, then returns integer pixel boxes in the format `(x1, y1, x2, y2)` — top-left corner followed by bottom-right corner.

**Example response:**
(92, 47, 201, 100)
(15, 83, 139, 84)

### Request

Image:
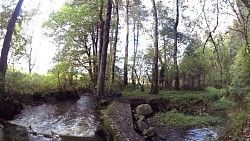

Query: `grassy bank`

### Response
(159, 110, 221, 129)
(220, 88, 250, 140)
(122, 86, 234, 112)
(121, 86, 234, 130)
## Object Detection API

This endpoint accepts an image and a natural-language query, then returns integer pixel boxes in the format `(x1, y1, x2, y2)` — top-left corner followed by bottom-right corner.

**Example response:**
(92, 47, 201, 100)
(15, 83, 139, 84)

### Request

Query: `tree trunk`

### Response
(131, 22, 136, 87)
(97, 0, 112, 97)
(92, 24, 98, 87)
(98, 0, 104, 68)
(0, 0, 24, 95)
(123, 0, 129, 86)
(132, 21, 139, 87)
(150, 0, 159, 94)
(111, 0, 119, 84)
(173, 0, 180, 91)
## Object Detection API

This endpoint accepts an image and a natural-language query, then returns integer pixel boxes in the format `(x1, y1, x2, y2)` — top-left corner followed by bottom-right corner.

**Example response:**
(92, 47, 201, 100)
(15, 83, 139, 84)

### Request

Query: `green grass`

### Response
(122, 86, 233, 113)
(122, 86, 225, 98)
(212, 98, 235, 110)
(160, 110, 221, 129)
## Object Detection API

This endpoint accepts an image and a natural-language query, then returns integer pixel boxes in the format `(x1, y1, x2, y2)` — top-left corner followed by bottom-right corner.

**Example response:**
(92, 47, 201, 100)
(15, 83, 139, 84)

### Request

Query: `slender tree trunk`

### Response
(98, 0, 104, 67)
(132, 21, 139, 87)
(173, 0, 180, 91)
(97, 0, 112, 97)
(92, 25, 98, 86)
(0, 0, 24, 95)
(150, 0, 159, 94)
(123, 0, 129, 86)
(111, 0, 119, 84)
(131, 22, 136, 87)
(163, 37, 169, 89)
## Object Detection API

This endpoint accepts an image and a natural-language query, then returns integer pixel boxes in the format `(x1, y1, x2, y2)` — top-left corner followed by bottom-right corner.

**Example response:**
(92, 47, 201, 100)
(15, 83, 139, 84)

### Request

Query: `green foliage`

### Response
(5, 70, 58, 94)
(231, 46, 250, 87)
(212, 98, 235, 110)
(179, 45, 213, 90)
(122, 85, 151, 96)
(43, 1, 101, 87)
(160, 110, 221, 129)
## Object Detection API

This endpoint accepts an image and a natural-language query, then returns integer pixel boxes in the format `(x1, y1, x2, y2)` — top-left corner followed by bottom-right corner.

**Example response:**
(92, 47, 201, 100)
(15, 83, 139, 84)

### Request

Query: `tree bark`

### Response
(173, 0, 180, 91)
(150, 0, 159, 94)
(97, 0, 112, 97)
(123, 0, 129, 86)
(0, 0, 24, 95)
(111, 0, 119, 84)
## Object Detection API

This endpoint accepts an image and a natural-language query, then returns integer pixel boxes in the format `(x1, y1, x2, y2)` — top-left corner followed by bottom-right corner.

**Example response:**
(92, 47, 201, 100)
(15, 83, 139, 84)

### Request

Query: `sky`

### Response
(11, 0, 236, 74)
(13, 0, 67, 74)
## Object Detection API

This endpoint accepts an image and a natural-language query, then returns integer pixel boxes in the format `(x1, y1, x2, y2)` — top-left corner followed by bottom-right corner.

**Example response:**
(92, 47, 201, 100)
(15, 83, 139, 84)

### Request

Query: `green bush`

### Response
(5, 69, 91, 95)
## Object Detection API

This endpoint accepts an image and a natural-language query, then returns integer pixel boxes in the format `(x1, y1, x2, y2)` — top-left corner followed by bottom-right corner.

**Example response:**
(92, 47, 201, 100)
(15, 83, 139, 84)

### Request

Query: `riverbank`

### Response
(100, 87, 234, 140)
(219, 88, 250, 140)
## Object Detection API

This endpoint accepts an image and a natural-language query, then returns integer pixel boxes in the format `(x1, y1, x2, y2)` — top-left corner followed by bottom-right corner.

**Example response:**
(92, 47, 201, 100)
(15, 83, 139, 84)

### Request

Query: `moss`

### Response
(100, 106, 119, 141)
(100, 118, 119, 141)
(159, 110, 221, 129)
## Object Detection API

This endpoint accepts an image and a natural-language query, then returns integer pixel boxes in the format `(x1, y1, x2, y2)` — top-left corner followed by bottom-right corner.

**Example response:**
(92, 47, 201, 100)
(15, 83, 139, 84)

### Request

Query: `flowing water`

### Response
(2, 94, 104, 141)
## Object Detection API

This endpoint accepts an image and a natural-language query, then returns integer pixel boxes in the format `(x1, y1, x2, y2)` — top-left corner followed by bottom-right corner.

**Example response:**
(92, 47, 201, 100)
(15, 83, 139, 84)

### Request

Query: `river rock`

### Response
(134, 113, 140, 121)
(142, 127, 155, 137)
(136, 104, 153, 115)
(137, 120, 149, 132)
(138, 115, 145, 121)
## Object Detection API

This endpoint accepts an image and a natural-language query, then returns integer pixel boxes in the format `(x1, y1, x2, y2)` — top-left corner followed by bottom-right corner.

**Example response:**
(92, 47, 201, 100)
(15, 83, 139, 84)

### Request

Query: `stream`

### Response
(0, 94, 247, 141)
(1, 94, 104, 141)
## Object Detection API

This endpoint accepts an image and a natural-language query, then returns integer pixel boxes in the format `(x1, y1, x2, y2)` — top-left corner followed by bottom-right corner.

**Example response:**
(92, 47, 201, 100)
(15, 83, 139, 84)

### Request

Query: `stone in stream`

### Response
(138, 115, 145, 121)
(136, 104, 153, 116)
(134, 113, 140, 121)
(137, 120, 149, 132)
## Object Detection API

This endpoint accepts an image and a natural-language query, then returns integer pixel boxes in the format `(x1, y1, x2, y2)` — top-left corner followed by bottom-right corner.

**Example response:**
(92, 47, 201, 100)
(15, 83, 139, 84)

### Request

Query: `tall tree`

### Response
(97, 0, 112, 97)
(132, 20, 139, 87)
(173, 0, 180, 91)
(0, 0, 24, 94)
(150, 0, 159, 94)
(123, 0, 129, 86)
(111, 0, 119, 84)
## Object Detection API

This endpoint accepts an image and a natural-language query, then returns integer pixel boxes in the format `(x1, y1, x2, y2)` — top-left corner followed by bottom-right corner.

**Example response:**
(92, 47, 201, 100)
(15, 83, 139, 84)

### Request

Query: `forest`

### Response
(0, 0, 250, 140)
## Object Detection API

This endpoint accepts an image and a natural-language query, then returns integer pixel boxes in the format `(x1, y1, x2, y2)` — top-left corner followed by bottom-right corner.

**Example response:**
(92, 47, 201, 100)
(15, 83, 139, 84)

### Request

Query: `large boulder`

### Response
(136, 104, 153, 116)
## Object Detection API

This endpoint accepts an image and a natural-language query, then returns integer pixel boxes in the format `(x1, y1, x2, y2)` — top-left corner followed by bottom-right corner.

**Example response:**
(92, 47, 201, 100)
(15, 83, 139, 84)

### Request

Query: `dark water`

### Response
(1, 95, 104, 141)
